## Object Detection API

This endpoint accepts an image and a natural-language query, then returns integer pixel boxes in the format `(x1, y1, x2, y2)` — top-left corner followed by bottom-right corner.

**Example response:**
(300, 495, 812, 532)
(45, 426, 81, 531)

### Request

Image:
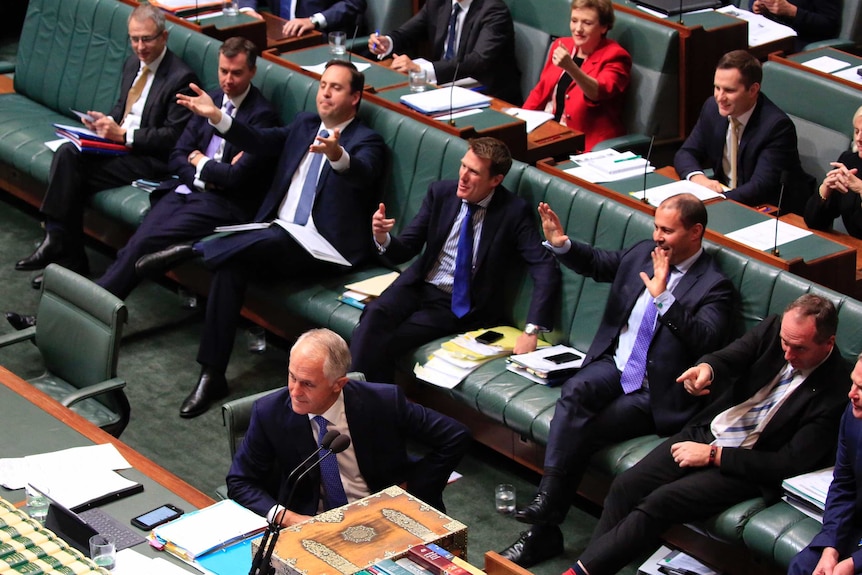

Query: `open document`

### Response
(630, 179, 723, 207)
(717, 6, 796, 47)
(214, 221, 351, 266)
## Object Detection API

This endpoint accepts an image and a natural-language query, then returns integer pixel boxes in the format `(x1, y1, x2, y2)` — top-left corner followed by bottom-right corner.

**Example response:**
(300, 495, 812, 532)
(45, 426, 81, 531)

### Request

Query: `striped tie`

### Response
(713, 366, 798, 448)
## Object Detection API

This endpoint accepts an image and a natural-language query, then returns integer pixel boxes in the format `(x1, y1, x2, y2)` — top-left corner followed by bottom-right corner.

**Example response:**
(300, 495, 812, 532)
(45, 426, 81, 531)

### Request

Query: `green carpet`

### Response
(0, 195, 644, 575)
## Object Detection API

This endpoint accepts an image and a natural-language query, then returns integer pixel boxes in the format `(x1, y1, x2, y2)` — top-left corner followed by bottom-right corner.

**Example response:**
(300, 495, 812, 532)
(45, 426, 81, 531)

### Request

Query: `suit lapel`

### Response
(457, 1, 479, 59)
(342, 383, 373, 483)
(140, 51, 170, 128)
(473, 187, 504, 273)
(434, 0, 453, 56)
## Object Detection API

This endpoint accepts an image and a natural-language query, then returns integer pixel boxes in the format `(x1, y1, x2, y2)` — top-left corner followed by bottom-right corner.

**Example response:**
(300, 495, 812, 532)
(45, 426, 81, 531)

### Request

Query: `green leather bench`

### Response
(3, 0, 861, 572)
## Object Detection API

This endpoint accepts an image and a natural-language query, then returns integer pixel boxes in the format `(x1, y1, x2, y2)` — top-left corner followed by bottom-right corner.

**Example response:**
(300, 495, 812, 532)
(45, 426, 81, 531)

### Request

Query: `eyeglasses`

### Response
(129, 33, 162, 45)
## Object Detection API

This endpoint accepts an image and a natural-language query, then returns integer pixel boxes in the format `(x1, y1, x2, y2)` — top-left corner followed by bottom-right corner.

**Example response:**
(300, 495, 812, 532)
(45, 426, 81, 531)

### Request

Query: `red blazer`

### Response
(523, 36, 631, 151)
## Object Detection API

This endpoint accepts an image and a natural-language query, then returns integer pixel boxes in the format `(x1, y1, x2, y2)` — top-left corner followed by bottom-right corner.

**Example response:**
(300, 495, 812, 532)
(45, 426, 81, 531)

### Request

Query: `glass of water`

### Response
(329, 31, 347, 58)
(25, 485, 49, 524)
(223, 0, 238, 16)
(89, 535, 116, 570)
(495, 483, 516, 514)
(408, 69, 427, 93)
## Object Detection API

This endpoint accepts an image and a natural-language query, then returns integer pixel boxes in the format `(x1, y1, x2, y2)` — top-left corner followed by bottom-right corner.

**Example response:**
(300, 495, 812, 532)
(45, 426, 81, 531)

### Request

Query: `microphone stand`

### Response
(448, 60, 462, 127)
(249, 436, 351, 575)
(772, 171, 787, 256)
(640, 134, 656, 204)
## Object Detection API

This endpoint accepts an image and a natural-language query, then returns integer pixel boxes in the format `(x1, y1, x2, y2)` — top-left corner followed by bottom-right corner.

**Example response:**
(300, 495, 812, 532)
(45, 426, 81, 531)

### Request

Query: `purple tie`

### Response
(313, 415, 348, 510)
(203, 101, 234, 159)
(619, 295, 657, 394)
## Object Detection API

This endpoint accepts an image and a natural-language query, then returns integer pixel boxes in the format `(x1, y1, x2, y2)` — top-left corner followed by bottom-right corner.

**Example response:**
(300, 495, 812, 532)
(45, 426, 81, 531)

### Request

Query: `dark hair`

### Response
(129, 4, 166, 34)
(324, 60, 365, 109)
(468, 137, 512, 177)
(785, 294, 838, 344)
(220, 37, 258, 69)
(716, 50, 762, 88)
(659, 193, 707, 237)
(571, 0, 615, 30)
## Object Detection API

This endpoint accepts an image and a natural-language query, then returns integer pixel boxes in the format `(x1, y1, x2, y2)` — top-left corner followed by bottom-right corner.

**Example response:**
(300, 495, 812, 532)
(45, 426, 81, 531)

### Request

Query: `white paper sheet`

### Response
(802, 55, 851, 73)
(833, 64, 862, 85)
(301, 62, 371, 75)
(630, 179, 724, 206)
(725, 219, 811, 251)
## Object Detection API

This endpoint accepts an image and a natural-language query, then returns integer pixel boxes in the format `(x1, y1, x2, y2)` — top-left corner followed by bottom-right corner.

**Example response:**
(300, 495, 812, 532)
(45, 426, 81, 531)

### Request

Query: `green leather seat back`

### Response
(761, 61, 859, 185)
(364, 0, 414, 37)
(513, 21, 552, 107)
(254, 60, 319, 119)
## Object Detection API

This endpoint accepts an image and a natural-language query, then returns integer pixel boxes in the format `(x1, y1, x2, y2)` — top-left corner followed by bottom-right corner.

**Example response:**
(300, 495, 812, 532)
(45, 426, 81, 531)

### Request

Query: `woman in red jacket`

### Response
(522, 0, 631, 152)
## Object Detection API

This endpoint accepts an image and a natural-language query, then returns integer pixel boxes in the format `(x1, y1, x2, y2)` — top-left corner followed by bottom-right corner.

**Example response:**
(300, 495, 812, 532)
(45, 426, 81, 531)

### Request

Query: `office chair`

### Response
(216, 372, 366, 500)
(0, 264, 130, 437)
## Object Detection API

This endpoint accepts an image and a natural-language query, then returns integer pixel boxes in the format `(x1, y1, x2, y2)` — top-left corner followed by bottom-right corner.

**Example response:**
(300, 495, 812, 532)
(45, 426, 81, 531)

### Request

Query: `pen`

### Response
(614, 155, 642, 163)
(372, 29, 379, 51)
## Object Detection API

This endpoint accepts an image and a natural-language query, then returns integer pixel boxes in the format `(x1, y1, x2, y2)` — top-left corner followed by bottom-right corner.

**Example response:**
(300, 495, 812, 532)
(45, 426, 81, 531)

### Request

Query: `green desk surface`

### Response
(376, 86, 519, 132)
(551, 161, 849, 262)
(786, 47, 862, 67)
(184, 12, 258, 30)
(706, 201, 846, 262)
(612, 2, 741, 30)
(0, 383, 201, 570)
(280, 46, 407, 91)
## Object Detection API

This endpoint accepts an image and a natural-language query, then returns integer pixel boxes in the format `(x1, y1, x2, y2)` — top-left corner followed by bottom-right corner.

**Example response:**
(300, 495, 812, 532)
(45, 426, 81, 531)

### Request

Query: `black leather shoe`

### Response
(499, 525, 564, 568)
(179, 368, 228, 418)
(30, 256, 90, 290)
(135, 243, 197, 278)
(5, 312, 36, 331)
(16, 232, 77, 271)
(515, 491, 568, 525)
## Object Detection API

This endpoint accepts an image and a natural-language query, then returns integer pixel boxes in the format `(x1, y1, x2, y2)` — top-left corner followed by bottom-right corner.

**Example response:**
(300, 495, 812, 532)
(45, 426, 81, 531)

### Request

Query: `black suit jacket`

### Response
(226, 380, 471, 516)
(748, 0, 840, 50)
(557, 240, 734, 434)
(674, 93, 813, 213)
(218, 111, 386, 266)
(165, 86, 280, 217)
(382, 181, 560, 329)
(692, 314, 850, 499)
(388, 0, 521, 103)
(108, 50, 198, 162)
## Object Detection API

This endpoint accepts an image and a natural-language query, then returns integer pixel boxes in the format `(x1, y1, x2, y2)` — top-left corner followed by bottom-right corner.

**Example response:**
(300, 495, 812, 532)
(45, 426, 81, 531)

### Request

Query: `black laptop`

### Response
(635, 0, 726, 17)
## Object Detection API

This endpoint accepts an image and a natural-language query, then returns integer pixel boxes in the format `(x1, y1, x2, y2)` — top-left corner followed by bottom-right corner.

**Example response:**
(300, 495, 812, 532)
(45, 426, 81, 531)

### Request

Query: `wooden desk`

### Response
(261, 12, 324, 52)
(612, 3, 749, 137)
(0, 365, 213, 568)
(537, 159, 857, 294)
(770, 47, 862, 91)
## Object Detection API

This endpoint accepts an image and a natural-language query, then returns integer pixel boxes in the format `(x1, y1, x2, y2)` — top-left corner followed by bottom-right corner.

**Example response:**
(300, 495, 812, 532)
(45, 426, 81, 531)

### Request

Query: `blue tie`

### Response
(444, 3, 462, 61)
(279, 0, 292, 19)
(313, 416, 348, 510)
(619, 294, 657, 394)
(293, 130, 328, 226)
(451, 202, 477, 318)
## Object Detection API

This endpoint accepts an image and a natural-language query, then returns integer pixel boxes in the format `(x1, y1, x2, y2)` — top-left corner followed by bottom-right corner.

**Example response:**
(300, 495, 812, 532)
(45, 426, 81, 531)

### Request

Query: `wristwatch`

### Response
(524, 323, 541, 336)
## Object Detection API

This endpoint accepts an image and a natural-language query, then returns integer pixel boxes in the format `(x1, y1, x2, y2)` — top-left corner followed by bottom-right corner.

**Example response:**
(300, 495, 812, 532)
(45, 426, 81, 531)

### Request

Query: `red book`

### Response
(406, 545, 469, 575)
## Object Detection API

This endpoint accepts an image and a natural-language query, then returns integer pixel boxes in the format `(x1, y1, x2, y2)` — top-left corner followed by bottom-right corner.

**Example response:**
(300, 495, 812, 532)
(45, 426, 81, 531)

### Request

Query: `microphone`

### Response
(249, 433, 352, 575)
(348, 25, 359, 64)
(640, 134, 656, 204)
(448, 59, 462, 127)
(284, 429, 339, 486)
(772, 170, 788, 257)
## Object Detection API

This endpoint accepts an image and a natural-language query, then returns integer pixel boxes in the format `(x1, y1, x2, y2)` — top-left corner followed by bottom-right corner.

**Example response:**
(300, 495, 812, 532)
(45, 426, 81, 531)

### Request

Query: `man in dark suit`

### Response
(674, 50, 813, 213)
(750, 0, 841, 52)
(349, 137, 560, 383)
(788, 356, 862, 575)
(500, 194, 734, 568)
(566, 294, 850, 575)
(367, 0, 521, 103)
(238, 0, 367, 38)
(138, 60, 385, 419)
(227, 328, 471, 522)
(91, 37, 279, 301)
(14, 4, 197, 282)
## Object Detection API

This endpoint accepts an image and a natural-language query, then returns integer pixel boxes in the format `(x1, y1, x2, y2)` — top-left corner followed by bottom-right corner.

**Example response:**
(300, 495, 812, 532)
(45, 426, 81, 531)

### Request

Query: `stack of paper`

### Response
(338, 271, 400, 310)
(782, 467, 833, 521)
(565, 149, 655, 183)
(717, 6, 796, 47)
(150, 499, 267, 562)
(54, 124, 129, 155)
(400, 86, 492, 115)
(504, 108, 554, 133)
(414, 326, 532, 388)
(507, 344, 585, 385)
(629, 179, 724, 207)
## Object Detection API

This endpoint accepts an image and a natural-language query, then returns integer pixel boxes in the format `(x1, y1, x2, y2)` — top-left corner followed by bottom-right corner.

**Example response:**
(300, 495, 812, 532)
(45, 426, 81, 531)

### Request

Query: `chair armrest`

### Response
(592, 134, 653, 157)
(803, 39, 857, 51)
(61, 377, 126, 408)
(0, 327, 36, 347)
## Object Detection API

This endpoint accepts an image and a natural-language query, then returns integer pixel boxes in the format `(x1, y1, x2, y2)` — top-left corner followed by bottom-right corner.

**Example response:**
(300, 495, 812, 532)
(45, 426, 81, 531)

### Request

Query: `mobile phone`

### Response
(475, 330, 504, 345)
(545, 351, 582, 364)
(130, 504, 184, 530)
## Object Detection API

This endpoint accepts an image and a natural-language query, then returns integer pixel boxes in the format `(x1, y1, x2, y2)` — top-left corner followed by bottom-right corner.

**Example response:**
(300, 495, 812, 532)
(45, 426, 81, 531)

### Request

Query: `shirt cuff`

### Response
(654, 290, 675, 316)
(376, 36, 395, 59)
(374, 234, 391, 253)
(311, 12, 327, 29)
(211, 111, 233, 133)
(125, 128, 136, 146)
(329, 147, 350, 172)
(422, 60, 437, 85)
(543, 239, 571, 254)
(266, 504, 285, 524)
(685, 170, 705, 181)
